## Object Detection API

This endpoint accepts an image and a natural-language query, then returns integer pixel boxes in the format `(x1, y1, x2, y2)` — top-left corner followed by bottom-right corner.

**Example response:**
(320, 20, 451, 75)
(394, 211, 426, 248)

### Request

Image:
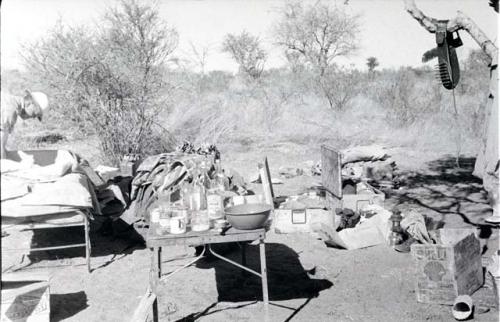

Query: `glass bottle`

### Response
(199, 160, 212, 190)
(191, 210, 210, 232)
(213, 159, 228, 191)
(178, 181, 192, 224)
(191, 171, 206, 211)
(208, 159, 229, 220)
(206, 190, 224, 220)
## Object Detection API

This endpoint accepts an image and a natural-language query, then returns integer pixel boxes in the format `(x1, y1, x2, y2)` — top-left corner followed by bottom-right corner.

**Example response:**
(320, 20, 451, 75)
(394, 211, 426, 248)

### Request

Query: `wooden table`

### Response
(146, 224, 269, 322)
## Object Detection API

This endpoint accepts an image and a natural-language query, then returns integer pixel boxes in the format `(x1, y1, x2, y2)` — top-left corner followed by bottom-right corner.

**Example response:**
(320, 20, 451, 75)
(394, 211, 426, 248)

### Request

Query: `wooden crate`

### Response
(410, 229, 483, 305)
(321, 145, 385, 212)
(321, 145, 342, 199)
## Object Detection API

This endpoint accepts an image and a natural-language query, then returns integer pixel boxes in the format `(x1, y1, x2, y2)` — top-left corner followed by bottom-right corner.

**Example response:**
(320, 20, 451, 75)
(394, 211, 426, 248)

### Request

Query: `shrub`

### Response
(21, 0, 178, 165)
(317, 66, 361, 111)
(370, 67, 441, 126)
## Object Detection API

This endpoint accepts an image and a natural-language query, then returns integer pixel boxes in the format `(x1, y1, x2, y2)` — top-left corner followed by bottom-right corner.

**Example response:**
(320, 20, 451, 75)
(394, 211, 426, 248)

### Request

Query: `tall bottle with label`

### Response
(191, 169, 207, 211)
(189, 167, 210, 232)
(206, 160, 226, 221)
(214, 159, 229, 191)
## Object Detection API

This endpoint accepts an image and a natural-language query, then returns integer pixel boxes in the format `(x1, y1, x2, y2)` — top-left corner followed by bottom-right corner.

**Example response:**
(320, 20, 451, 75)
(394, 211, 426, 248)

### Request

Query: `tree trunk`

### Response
(473, 58, 498, 214)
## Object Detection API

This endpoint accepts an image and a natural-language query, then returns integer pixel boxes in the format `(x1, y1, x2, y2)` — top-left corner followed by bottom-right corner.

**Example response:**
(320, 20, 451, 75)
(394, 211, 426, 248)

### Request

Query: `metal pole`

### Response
(208, 245, 262, 278)
(160, 245, 206, 283)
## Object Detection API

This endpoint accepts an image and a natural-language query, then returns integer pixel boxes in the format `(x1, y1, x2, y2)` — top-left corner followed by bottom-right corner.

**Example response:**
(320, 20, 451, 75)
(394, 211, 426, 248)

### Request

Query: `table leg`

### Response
(151, 296, 159, 322)
(241, 243, 247, 267)
(150, 247, 161, 322)
(241, 242, 247, 277)
(259, 239, 269, 319)
(84, 216, 91, 273)
(157, 247, 162, 279)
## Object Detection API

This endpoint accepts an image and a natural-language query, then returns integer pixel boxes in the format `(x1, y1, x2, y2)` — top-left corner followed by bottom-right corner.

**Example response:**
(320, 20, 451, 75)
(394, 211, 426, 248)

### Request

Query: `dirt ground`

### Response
(2, 144, 499, 322)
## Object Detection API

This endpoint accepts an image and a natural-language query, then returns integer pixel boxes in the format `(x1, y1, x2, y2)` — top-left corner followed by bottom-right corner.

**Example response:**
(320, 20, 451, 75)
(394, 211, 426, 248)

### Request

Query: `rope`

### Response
(444, 35, 461, 168)
(451, 88, 461, 167)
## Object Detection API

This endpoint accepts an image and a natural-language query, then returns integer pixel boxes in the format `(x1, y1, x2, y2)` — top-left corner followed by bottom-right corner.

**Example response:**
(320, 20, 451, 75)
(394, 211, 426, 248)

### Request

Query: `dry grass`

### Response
(2, 53, 489, 166)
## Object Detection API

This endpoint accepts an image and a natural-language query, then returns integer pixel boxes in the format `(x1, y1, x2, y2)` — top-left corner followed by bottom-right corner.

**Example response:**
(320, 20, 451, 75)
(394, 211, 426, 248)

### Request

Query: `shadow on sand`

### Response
(386, 156, 495, 250)
(175, 242, 333, 322)
(50, 291, 89, 321)
(19, 218, 145, 272)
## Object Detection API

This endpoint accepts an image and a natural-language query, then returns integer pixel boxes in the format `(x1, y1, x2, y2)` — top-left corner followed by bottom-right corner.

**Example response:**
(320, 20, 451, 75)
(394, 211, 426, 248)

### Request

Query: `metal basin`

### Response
(224, 203, 272, 230)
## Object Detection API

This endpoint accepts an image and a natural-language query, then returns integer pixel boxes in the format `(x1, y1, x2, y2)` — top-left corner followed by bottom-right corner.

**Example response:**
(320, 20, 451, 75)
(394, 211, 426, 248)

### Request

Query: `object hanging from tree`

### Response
(489, 0, 499, 13)
(421, 21, 463, 90)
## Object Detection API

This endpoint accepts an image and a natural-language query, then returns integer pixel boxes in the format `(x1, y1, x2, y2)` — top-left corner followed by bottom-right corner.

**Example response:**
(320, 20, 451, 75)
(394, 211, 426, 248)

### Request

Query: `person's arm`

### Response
(0, 92, 23, 159)
(1, 131, 8, 159)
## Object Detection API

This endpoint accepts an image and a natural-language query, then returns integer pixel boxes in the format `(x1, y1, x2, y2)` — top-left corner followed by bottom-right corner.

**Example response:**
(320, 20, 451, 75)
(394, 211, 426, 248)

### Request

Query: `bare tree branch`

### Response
(404, 0, 497, 63)
(274, 1, 360, 75)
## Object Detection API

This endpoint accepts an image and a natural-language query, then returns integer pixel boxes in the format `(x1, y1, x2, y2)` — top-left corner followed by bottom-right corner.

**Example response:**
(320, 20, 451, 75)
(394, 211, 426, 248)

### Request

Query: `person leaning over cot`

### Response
(1, 90, 49, 159)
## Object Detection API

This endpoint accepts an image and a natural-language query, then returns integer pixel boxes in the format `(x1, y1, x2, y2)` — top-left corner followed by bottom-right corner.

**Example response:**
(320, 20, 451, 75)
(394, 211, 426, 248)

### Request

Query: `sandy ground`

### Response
(2, 144, 499, 322)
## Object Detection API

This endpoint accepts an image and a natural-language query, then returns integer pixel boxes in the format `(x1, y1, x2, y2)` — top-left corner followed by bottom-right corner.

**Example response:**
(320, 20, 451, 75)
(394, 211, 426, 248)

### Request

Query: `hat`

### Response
(30, 92, 49, 112)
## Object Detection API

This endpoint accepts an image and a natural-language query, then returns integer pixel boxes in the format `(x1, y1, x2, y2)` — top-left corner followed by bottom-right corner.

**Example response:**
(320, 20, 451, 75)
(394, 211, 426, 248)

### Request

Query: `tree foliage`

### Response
(366, 56, 379, 72)
(274, 1, 360, 76)
(222, 31, 267, 79)
(22, 0, 178, 164)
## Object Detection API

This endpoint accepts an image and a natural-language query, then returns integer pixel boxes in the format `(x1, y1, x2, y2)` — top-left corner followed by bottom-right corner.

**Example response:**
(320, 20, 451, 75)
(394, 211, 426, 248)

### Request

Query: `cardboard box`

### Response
(410, 229, 483, 305)
(315, 215, 389, 250)
(326, 187, 385, 212)
(273, 208, 335, 234)
(1, 272, 50, 322)
(341, 188, 385, 212)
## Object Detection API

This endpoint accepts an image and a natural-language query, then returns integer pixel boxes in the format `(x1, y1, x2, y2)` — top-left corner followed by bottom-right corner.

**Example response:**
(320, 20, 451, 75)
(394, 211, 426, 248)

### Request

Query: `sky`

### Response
(1, 0, 498, 72)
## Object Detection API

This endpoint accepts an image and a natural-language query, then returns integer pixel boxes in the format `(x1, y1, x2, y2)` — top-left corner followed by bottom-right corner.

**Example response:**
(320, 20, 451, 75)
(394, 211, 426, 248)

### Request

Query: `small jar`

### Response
(191, 210, 210, 232)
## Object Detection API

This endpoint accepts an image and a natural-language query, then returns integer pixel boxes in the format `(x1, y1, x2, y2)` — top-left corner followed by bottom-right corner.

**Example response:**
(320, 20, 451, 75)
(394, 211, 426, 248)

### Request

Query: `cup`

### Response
(150, 208, 162, 223)
(170, 216, 187, 234)
(191, 210, 210, 232)
(452, 295, 473, 321)
(214, 219, 229, 230)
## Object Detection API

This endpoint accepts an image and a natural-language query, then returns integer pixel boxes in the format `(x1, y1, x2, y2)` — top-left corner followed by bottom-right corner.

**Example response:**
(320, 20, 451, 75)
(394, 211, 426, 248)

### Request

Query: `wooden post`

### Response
(131, 288, 158, 322)
(321, 145, 342, 211)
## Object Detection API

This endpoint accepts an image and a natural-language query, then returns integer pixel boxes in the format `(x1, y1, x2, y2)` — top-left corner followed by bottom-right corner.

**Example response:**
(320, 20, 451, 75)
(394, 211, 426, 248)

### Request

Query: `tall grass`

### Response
(164, 52, 489, 158)
(2, 50, 490, 165)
